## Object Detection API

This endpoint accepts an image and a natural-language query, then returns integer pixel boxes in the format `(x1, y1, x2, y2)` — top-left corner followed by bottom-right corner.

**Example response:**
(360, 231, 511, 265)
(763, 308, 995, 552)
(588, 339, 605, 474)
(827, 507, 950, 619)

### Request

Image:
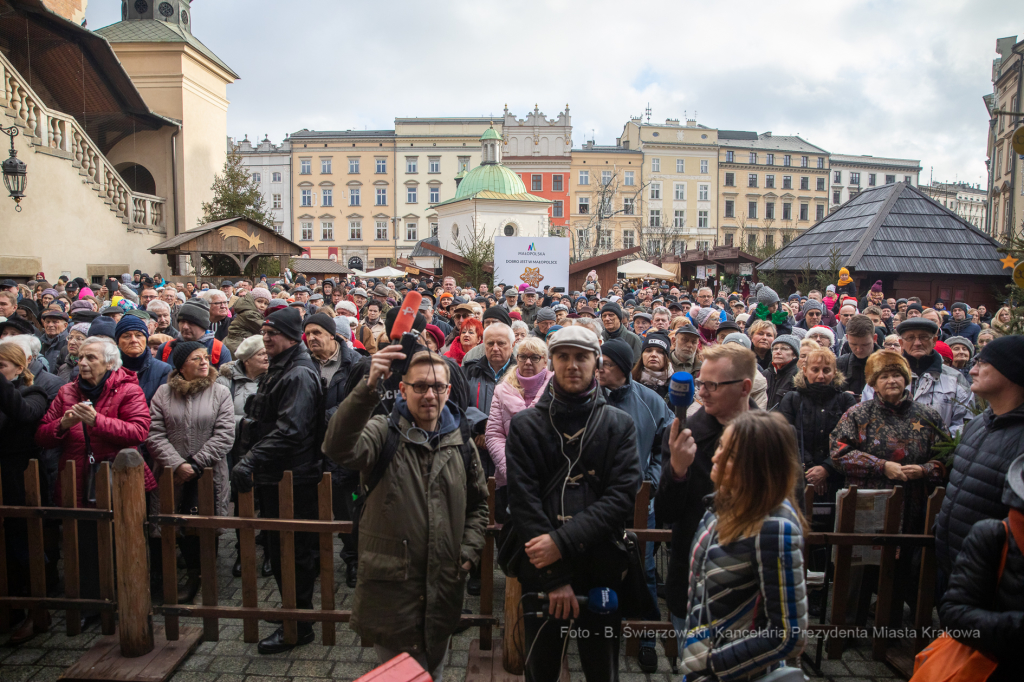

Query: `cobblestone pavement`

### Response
(0, 538, 914, 682)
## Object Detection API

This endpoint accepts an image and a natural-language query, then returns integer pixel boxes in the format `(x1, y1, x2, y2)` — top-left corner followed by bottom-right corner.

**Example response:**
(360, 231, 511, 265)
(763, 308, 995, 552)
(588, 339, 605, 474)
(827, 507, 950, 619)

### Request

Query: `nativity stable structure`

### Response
(150, 216, 302, 279)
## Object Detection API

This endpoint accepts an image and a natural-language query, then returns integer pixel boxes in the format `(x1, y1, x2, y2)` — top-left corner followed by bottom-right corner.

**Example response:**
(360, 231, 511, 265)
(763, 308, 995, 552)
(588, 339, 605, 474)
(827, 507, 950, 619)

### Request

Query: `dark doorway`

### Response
(115, 163, 157, 195)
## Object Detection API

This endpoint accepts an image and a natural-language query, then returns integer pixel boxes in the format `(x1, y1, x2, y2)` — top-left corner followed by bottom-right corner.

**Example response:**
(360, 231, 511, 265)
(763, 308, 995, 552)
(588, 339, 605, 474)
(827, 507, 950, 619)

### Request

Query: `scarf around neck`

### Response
(518, 368, 550, 404)
(639, 366, 671, 389)
(79, 369, 112, 402)
(551, 374, 599, 404)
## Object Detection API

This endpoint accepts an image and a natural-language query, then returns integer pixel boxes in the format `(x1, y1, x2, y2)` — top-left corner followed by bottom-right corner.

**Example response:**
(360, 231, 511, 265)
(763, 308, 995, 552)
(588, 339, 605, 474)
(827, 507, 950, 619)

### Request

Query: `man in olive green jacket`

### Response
(322, 344, 489, 680)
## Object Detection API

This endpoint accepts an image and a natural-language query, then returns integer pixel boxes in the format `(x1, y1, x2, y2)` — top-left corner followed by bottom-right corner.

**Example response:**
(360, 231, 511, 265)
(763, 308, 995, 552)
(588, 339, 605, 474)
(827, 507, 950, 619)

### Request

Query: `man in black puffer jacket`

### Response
(935, 336, 1024, 589)
(231, 308, 323, 655)
(507, 326, 639, 682)
(939, 454, 1024, 682)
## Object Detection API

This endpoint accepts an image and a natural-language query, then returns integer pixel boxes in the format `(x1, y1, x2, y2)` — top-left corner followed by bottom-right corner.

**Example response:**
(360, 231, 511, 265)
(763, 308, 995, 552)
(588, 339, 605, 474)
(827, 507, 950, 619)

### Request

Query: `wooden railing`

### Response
(0, 52, 166, 232)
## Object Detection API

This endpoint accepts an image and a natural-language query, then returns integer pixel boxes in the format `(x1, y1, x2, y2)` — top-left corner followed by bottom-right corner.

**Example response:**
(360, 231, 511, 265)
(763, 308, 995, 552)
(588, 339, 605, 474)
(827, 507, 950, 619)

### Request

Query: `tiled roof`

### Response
(830, 154, 921, 168)
(289, 129, 395, 139)
(719, 132, 828, 155)
(94, 20, 238, 79)
(410, 237, 440, 257)
(292, 259, 353, 275)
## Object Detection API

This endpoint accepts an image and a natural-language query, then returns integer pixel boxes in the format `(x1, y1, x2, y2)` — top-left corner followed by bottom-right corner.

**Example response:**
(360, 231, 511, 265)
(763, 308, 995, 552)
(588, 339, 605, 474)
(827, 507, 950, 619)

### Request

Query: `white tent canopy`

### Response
(616, 259, 677, 280)
(363, 266, 407, 277)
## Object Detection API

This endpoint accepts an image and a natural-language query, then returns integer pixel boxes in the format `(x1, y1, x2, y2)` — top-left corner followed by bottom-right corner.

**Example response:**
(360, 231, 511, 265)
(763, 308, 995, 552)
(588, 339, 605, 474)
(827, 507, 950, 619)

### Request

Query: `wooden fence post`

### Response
(62, 461, 82, 636)
(112, 449, 154, 657)
(318, 473, 336, 646)
(872, 486, 904, 661)
(914, 487, 944, 653)
(24, 460, 47, 633)
(279, 471, 297, 645)
(827, 486, 858, 660)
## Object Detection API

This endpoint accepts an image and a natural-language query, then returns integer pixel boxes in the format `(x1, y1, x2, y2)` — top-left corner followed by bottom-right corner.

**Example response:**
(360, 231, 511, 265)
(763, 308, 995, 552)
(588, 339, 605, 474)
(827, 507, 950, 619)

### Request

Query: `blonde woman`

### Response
(992, 306, 1012, 336)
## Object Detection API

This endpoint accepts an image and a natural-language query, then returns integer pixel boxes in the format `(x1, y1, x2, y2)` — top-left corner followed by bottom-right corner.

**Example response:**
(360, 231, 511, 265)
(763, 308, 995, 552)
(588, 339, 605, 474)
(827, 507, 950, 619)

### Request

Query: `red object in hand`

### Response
(390, 291, 423, 340)
(353, 653, 431, 682)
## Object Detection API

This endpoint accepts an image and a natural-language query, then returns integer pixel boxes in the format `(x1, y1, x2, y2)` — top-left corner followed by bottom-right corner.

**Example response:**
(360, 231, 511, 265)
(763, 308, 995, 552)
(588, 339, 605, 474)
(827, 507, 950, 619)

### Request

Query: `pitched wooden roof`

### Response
(150, 217, 302, 256)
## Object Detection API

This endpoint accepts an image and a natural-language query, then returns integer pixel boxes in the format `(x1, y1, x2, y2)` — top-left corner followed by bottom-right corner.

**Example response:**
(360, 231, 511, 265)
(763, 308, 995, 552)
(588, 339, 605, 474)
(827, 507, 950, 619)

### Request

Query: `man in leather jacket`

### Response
(231, 307, 323, 654)
(507, 326, 639, 682)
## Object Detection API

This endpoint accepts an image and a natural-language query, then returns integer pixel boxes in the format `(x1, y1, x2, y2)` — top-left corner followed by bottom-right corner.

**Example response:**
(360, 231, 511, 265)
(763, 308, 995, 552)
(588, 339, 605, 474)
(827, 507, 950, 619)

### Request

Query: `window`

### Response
(782, 202, 792, 220)
(576, 229, 589, 249)
(429, 186, 439, 203)
(676, 158, 685, 173)
(816, 204, 825, 220)
(817, 158, 825, 169)
(272, 172, 282, 183)
(868, 173, 876, 186)
(783, 154, 791, 167)
(273, 224, 282, 234)
(698, 210, 709, 228)
(649, 209, 661, 227)
(749, 152, 757, 164)
(800, 177, 809, 190)
(375, 158, 387, 174)
(766, 153, 774, 165)
(698, 184, 709, 201)
(674, 183, 686, 200)
(579, 170, 589, 185)
(350, 188, 361, 206)
(833, 191, 842, 204)
(748, 234, 757, 250)
(322, 189, 333, 206)
(647, 239, 661, 253)
(782, 233, 792, 245)
(376, 187, 387, 205)
(622, 229, 635, 249)
(904, 175, 912, 183)
(375, 221, 388, 240)
(458, 156, 469, 172)
(272, 194, 282, 209)
(650, 182, 661, 199)
(300, 222, 313, 240)
(725, 172, 735, 187)
(600, 197, 612, 215)
(700, 159, 708, 174)
(406, 158, 417, 173)
(578, 197, 589, 214)
(530, 174, 543, 191)
(799, 203, 809, 221)
(651, 158, 660, 172)
(406, 222, 417, 241)
(623, 171, 634, 186)
(321, 159, 332, 174)
(748, 173, 758, 188)
(429, 158, 440, 173)
(724, 233, 733, 247)
(765, 202, 775, 220)
(674, 210, 685, 227)
(349, 158, 360, 173)
(552, 175, 563, 191)
(765, 174, 775, 189)
(349, 220, 361, 240)
(407, 186, 417, 203)
(816, 177, 826, 191)
(431, 222, 438, 236)
(748, 201, 758, 219)
(601, 170, 612, 186)
(321, 221, 333, 240)
(834, 171, 842, 183)
(552, 200, 563, 217)
(765, 234, 774, 249)
(300, 159, 311, 174)
(885, 174, 896, 184)
(301, 189, 312, 206)
(725, 200, 735, 218)
(783, 175, 792, 189)
(251, 172, 261, 183)
(801, 156, 808, 168)
(599, 230, 613, 251)
(726, 151, 734, 163)
(623, 197, 634, 215)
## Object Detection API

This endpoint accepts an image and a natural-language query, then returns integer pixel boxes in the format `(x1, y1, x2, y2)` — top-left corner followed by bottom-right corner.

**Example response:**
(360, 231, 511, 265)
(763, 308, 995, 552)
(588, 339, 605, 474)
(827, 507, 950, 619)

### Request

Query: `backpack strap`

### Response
(998, 519, 1010, 587)
(363, 419, 401, 500)
(211, 339, 223, 365)
(161, 340, 174, 363)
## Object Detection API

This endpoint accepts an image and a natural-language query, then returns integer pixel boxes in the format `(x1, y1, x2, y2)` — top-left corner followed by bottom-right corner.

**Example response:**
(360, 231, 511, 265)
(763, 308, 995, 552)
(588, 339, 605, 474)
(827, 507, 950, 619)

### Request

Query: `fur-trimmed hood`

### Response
(167, 370, 217, 396)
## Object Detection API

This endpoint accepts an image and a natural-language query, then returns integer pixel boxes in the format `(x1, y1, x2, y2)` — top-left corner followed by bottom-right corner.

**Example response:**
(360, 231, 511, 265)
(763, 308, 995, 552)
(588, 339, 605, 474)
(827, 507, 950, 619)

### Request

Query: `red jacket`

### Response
(36, 367, 156, 507)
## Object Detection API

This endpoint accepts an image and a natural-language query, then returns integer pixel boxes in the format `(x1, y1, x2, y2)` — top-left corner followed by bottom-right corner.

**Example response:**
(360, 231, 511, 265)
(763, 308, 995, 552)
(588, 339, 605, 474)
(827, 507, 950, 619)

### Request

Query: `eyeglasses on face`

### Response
(517, 354, 544, 364)
(694, 378, 744, 393)
(408, 382, 448, 395)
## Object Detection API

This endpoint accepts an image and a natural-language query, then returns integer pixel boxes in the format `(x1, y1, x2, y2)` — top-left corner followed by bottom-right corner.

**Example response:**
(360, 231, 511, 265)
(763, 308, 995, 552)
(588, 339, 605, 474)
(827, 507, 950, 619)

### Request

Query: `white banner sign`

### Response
(493, 237, 570, 292)
(696, 266, 706, 280)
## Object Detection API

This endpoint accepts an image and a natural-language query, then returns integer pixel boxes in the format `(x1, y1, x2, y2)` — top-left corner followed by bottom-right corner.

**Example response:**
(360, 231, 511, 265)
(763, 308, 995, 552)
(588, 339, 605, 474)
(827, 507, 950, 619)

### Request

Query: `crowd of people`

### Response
(1, 265, 1022, 682)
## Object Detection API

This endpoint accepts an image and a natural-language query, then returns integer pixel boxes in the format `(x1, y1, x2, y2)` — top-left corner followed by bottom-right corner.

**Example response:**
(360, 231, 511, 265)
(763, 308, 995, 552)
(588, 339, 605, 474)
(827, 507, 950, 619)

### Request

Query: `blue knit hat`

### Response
(88, 316, 117, 339)
(114, 314, 149, 341)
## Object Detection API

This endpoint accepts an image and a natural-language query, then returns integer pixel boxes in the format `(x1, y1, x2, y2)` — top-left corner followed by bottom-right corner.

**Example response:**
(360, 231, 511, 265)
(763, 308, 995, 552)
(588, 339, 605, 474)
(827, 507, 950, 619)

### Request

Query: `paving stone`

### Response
(29, 668, 65, 682)
(846, 660, 896, 676)
(329, 661, 376, 678)
(245, 659, 293, 676)
(181, 655, 214, 671)
(3, 649, 46, 665)
(169, 673, 220, 682)
(215, 675, 245, 682)
(209, 656, 250, 673)
(818, 659, 850, 675)
(0, 666, 37, 682)
(287, 661, 333, 678)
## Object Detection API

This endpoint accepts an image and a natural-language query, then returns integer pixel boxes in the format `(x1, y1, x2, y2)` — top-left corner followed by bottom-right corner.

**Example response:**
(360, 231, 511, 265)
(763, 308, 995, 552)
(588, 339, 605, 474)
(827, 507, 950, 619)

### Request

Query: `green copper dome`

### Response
(480, 126, 502, 141)
(454, 163, 527, 199)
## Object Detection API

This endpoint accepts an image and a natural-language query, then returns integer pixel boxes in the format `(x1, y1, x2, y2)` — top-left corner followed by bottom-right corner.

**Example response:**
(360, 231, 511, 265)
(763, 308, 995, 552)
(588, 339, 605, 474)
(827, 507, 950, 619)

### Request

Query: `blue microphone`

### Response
(669, 371, 695, 425)
(533, 587, 619, 616)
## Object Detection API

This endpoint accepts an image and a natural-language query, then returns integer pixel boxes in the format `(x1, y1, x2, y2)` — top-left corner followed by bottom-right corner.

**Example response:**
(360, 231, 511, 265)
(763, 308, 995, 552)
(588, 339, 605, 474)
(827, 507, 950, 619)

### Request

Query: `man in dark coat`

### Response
(835, 314, 879, 399)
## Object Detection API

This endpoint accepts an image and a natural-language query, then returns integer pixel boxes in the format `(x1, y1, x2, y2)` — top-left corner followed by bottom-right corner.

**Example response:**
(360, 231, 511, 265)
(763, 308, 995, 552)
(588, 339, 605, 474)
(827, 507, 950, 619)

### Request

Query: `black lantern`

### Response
(1, 126, 26, 211)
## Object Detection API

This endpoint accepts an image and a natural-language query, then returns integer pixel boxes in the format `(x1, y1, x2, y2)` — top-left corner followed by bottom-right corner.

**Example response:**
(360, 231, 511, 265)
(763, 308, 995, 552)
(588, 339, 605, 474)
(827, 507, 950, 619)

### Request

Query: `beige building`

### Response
(828, 154, 920, 210)
(919, 181, 988, 229)
(567, 142, 644, 261)
(618, 117, 720, 258)
(717, 131, 829, 252)
(288, 118, 498, 271)
(985, 36, 1023, 239)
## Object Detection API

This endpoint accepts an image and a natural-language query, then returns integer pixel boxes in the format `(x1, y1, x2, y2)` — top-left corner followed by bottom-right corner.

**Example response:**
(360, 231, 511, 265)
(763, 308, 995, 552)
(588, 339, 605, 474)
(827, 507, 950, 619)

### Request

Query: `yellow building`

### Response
(289, 118, 498, 271)
(617, 117, 720, 258)
(567, 142, 644, 261)
(717, 131, 829, 252)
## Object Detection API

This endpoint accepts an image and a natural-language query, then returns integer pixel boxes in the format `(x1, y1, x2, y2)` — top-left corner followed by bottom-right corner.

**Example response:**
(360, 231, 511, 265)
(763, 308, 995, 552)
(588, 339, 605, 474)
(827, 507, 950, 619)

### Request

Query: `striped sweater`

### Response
(680, 497, 808, 681)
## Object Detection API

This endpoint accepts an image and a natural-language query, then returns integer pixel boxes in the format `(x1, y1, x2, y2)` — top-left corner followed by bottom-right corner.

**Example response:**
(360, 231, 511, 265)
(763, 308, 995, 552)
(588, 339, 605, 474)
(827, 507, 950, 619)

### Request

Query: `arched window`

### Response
(115, 163, 157, 195)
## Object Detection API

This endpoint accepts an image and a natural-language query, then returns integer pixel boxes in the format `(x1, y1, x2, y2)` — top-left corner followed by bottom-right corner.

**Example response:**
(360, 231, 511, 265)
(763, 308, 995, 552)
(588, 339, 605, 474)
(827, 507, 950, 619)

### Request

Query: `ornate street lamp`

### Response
(1, 125, 26, 211)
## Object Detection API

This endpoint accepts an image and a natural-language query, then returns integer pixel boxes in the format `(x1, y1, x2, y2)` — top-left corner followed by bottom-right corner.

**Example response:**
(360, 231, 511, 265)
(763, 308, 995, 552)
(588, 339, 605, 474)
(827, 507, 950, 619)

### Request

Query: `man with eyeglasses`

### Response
(204, 291, 232, 342)
(654, 343, 758, 650)
(323, 343, 488, 681)
(231, 307, 324, 654)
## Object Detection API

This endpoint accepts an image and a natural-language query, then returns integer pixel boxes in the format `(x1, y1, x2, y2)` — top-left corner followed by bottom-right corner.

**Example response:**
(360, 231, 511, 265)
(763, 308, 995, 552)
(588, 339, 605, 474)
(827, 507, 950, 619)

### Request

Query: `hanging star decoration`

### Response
(1000, 254, 1018, 270)
(520, 267, 544, 288)
(911, 420, 924, 432)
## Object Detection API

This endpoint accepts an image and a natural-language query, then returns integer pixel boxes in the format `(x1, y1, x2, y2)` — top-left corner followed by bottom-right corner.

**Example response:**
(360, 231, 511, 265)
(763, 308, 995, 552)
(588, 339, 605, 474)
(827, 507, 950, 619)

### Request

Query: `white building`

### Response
(918, 181, 989, 229)
(829, 154, 921, 211)
(230, 135, 292, 238)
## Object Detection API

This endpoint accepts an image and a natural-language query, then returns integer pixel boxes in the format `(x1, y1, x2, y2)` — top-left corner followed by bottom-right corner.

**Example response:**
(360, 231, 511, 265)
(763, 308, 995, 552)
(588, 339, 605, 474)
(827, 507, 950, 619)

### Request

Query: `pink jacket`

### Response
(484, 372, 551, 487)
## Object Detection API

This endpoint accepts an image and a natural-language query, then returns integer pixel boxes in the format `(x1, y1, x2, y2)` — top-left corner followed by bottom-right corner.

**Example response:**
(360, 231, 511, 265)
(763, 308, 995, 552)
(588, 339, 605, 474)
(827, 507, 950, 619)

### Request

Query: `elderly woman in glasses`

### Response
(484, 336, 551, 522)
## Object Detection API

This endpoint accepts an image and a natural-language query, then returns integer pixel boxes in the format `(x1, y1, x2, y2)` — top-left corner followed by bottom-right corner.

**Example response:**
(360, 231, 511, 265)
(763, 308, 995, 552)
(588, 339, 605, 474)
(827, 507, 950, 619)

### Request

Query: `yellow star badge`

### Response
(911, 420, 924, 432)
(1000, 254, 1018, 270)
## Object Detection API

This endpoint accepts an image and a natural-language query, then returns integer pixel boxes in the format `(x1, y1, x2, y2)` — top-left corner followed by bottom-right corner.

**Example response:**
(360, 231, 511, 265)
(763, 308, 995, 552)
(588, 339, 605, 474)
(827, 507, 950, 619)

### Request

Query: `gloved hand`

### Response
(231, 455, 255, 494)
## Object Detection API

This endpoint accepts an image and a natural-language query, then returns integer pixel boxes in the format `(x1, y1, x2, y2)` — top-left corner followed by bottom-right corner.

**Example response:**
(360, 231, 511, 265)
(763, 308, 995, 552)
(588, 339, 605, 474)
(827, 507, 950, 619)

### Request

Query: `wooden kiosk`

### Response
(149, 217, 302, 280)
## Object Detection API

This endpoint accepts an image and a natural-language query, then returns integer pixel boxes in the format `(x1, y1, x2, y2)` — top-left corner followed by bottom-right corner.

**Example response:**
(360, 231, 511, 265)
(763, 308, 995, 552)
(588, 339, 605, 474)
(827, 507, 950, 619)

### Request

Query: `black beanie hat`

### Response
(263, 307, 303, 342)
(384, 306, 427, 338)
(170, 341, 204, 371)
(302, 312, 337, 337)
(601, 338, 634, 377)
(599, 303, 624, 320)
(482, 305, 512, 327)
(641, 331, 672, 359)
(978, 336, 1024, 388)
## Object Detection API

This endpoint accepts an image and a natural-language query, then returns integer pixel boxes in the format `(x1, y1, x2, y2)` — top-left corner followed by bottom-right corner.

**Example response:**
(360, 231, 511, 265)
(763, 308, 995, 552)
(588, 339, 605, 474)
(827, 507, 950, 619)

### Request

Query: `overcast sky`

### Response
(86, 0, 1017, 186)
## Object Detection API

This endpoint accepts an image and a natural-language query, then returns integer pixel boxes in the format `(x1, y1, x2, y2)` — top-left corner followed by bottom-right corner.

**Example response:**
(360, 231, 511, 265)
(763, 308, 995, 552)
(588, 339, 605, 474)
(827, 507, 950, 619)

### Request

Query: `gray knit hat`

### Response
(945, 336, 975, 357)
(176, 299, 210, 329)
(536, 307, 557, 322)
(756, 283, 780, 306)
(772, 334, 801, 356)
(791, 327, 808, 340)
(722, 332, 752, 350)
(695, 306, 718, 327)
(803, 299, 824, 314)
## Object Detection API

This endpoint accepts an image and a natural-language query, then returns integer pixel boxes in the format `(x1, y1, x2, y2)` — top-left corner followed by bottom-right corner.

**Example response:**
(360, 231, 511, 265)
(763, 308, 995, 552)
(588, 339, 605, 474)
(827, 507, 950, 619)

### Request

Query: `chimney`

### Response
(686, 118, 697, 127)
